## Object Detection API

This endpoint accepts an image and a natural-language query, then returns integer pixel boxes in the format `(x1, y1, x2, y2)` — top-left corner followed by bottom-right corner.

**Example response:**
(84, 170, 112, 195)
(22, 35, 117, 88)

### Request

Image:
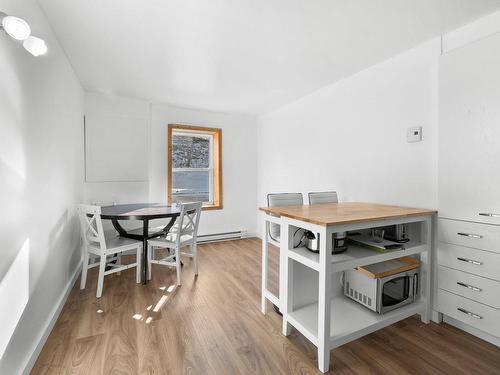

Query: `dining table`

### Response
(100, 203, 181, 284)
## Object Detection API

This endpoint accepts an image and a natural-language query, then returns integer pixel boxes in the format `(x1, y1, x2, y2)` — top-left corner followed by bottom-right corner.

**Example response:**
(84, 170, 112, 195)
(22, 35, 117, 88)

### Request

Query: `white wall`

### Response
(83, 93, 150, 233)
(84, 92, 258, 235)
(84, 93, 149, 182)
(256, 39, 441, 235)
(0, 0, 84, 373)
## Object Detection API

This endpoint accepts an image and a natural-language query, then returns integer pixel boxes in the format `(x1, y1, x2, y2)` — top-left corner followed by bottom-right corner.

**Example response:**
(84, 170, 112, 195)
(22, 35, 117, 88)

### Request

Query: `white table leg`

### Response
(431, 214, 442, 324)
(318, 226, 332, 373)
(261, 220, 269, 314)
(281, 220, 292, 335)
(420, 216, 433, 324)
(432, 310, 443, 323)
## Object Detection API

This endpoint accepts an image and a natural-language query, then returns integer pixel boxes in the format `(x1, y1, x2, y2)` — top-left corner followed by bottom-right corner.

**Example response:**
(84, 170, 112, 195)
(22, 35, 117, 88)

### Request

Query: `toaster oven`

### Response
(343, 264, 419, 314)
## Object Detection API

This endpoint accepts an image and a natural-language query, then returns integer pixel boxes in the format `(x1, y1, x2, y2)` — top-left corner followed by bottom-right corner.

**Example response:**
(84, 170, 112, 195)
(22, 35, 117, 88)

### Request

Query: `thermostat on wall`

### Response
(407, 126, 422, 143)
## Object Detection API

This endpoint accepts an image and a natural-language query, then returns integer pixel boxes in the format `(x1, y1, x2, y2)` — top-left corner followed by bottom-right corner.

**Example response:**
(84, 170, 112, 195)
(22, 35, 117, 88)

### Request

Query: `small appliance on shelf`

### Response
(343, 257, 420, 314)
(297, 230, 348, 254)
(383, 224, 409, 243)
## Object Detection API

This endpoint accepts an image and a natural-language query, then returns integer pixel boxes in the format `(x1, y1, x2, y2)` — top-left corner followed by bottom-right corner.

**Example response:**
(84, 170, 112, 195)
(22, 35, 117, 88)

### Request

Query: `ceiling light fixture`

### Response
(1, 11, 47, 56)
(2, 15, 31, 40)
(23, 36, 47, 56)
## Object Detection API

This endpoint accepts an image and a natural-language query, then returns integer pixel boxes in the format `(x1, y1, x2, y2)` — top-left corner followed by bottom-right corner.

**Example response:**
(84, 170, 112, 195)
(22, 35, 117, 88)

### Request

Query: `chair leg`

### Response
(80, 250, 89, 290)
(136, 247, 142, 284)
(147, 244, 152, 281)
(96, 255, 107, 298)
(117, 252, 122, 275)
(175, 247, 182, 286)
(192, 243, 198, 275)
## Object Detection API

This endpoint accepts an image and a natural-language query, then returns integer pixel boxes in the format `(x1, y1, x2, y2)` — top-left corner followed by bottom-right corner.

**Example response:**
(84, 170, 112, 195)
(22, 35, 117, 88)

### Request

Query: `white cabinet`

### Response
(437, 32, 500, 344)
(439, 32, 500, 225)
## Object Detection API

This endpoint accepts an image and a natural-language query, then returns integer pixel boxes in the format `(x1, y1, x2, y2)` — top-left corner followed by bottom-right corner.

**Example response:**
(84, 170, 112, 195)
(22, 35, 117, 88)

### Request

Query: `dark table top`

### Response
(100, 203, 181, 220)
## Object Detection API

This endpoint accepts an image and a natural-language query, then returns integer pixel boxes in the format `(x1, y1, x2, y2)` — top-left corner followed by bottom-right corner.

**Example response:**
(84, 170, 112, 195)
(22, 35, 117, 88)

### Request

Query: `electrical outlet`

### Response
(407, 126, 422, 143)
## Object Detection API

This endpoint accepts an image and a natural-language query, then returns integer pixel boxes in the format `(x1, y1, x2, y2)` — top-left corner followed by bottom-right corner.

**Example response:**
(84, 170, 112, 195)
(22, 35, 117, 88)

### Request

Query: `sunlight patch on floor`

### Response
(153, 295, 169, 312)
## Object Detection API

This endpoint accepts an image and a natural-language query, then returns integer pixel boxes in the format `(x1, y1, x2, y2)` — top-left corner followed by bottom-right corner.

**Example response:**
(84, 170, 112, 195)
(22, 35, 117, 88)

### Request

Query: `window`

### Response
(168, 124, 222, 210)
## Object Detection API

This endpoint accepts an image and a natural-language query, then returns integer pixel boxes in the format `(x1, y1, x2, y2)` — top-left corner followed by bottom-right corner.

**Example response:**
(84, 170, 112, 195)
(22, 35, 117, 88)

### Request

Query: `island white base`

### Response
(261, 207, 435, 373)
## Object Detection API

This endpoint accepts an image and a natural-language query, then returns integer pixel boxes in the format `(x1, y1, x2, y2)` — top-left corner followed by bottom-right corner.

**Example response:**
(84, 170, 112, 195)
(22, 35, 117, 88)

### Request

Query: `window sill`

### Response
(202, 204, 223, 211)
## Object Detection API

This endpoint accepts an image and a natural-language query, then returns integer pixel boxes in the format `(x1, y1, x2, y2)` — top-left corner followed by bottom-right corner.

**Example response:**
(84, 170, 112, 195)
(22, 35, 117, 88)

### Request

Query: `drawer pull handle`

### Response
(479, 213, 500, 218)
(456, 281, 482, 292)
(457, 307, 483, 320)
(457, 257, 482, 265)
(457, 232, 483, 239)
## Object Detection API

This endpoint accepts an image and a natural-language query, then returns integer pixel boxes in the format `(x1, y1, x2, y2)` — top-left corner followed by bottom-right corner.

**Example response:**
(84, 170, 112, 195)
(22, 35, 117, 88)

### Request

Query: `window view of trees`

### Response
(172, 135, 210, 168)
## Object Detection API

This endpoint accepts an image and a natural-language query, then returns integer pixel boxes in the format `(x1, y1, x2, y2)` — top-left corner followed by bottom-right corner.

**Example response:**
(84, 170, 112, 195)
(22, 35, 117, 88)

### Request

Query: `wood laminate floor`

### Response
(33, 238, 500, 374)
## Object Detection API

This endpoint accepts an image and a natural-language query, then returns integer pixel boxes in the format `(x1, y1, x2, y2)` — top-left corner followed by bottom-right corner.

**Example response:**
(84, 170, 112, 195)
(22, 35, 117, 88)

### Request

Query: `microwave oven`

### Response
(343, 267, 419, 314)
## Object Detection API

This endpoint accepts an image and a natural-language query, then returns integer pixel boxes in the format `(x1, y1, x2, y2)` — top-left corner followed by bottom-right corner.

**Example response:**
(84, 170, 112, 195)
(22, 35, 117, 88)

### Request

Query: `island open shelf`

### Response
(288, 296, 426, 348)
(288, 240, 426, 272)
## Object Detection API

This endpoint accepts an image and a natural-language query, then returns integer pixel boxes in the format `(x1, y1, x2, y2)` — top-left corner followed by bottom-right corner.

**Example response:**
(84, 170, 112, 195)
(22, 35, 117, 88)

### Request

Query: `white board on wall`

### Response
(85, 114, 148, 182)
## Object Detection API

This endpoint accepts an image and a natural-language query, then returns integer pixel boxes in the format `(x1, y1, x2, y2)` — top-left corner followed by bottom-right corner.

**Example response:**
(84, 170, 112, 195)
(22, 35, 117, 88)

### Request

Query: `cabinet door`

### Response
(439, 219, 500, 254)
(437, 289, 500, 338)
(439, 33, 500, 224)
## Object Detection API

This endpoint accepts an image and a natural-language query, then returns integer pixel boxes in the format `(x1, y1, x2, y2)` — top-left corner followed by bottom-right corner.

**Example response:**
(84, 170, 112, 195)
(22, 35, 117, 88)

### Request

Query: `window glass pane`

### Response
(172, 134, 210, 168)
(172, 170, 211, 203)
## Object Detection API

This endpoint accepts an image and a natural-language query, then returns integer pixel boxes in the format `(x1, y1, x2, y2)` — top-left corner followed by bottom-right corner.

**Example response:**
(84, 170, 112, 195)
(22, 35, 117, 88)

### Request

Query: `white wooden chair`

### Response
(77, 204, 142, 298)
(147, 202, 202, 285)
(308, 191, 338, 204)
(267, 193, 303, 242)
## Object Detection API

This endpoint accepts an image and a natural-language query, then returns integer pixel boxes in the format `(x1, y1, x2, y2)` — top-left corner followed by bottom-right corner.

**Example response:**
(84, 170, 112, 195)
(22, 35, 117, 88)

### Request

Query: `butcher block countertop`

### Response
(259, 202, 436, 226)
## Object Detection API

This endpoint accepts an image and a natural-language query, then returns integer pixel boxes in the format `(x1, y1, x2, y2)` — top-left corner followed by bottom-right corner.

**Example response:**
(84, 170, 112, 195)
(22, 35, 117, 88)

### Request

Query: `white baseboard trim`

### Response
(196, 230, 250, 244)
(22, 261, 82, 375)
(443, 315, 500, 347)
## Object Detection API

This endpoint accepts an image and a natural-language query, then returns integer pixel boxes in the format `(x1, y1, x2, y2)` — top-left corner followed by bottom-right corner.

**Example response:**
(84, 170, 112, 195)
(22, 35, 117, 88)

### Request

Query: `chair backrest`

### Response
(77, 204, 106, 251)
(267, 193, 303, 242)
(308, 191, 338, 205)
(173, 202, 202, 245)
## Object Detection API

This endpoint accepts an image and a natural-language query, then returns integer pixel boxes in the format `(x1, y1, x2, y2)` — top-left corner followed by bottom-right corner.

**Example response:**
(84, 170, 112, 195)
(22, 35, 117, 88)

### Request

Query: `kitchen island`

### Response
(259, 202, 436, 373)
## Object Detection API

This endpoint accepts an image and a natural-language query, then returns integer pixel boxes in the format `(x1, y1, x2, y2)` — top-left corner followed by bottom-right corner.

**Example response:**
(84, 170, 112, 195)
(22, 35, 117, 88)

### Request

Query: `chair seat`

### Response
(148, 234, 194, 248)
(89, 235, 141, 254)
(103, 229, 119, 237)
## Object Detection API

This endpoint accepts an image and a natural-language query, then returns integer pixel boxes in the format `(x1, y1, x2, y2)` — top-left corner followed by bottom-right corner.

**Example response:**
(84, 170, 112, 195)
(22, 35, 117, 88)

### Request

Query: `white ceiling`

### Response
(38, 0, 500, 114)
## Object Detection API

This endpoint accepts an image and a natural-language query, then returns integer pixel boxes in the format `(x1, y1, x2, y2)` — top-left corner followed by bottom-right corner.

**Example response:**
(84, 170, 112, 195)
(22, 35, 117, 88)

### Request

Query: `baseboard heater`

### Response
(196, 230, 248, 244)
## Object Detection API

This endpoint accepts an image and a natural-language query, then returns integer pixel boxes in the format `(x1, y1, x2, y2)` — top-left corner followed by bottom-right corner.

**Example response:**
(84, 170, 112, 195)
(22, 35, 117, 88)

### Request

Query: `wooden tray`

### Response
(355, 256, 420, 279)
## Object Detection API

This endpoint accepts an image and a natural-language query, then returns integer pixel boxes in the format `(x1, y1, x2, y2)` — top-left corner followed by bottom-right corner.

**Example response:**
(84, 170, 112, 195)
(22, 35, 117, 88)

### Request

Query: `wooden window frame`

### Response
(168, 124, 223, 210)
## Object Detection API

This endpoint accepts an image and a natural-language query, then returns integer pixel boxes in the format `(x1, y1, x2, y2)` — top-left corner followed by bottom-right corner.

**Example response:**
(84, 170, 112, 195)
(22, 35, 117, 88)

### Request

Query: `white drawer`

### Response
(438, 243, 500, 281)
(437, 289, 500, 338)
(439, 219, 500, 254)
(438, 266, 500, 309)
